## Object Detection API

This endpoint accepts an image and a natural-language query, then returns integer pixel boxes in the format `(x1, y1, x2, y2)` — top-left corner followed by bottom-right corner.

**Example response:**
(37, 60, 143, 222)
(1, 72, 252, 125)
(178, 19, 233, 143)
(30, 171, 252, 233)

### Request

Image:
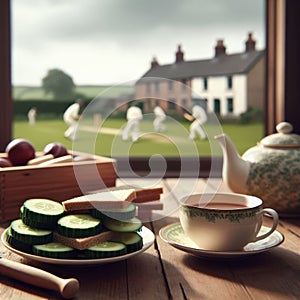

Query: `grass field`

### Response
(13, 118, 263, 157)
(12, 85, 264, 157)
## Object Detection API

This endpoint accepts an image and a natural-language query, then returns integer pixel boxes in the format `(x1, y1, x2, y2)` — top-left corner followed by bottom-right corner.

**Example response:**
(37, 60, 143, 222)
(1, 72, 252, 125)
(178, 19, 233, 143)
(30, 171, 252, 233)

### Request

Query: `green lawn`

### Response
(13, 119, 263, 157)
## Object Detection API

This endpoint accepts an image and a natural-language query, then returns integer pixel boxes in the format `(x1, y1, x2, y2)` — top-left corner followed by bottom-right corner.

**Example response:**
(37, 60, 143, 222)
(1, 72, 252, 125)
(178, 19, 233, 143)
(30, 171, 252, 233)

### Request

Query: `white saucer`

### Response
(1, 226, 154, 265)
(159, 223, 284, 260)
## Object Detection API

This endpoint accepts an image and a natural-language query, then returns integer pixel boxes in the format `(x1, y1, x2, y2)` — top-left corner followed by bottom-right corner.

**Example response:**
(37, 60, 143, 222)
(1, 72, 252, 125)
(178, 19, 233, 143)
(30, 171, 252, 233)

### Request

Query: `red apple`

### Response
(5, 138, 36, 166)
(43, 142, 68, 158)
(0, 157, 12, 168)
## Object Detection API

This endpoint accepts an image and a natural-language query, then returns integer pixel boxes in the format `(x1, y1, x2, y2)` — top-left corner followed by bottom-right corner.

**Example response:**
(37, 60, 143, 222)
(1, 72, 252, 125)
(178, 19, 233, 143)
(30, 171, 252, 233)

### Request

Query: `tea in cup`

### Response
(179, 193, 279, 251)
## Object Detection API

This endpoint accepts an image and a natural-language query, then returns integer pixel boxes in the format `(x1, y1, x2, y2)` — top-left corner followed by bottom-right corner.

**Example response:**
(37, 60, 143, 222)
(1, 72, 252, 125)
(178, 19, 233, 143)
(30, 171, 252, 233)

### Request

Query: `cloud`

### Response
(14, 0, 264, 42)
(12, 0, 265, 85)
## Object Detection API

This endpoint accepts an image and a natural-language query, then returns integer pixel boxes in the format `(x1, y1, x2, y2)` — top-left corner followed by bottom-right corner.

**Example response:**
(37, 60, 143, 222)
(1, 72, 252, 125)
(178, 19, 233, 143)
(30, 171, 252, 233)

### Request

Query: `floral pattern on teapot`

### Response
(246, 148, 300, 213)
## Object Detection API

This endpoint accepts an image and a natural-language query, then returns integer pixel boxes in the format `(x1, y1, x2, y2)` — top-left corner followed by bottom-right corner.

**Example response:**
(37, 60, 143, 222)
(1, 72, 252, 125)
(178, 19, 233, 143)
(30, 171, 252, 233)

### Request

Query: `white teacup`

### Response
(179, 193, 279, 251)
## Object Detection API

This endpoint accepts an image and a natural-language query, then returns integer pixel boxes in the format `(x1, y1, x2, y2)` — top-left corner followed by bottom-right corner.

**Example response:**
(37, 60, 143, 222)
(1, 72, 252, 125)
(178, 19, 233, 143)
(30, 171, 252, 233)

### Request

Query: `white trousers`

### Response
(28, 116, 36, 125)
(189, 120, 206, 140)
(122, 119, 140, 142)
(153, 116, 166, 132)
(64, 120, 78, 141)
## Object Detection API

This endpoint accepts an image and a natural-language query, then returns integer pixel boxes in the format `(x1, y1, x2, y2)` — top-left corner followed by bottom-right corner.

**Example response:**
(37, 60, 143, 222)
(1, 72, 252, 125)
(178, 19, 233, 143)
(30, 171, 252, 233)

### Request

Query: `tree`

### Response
(42, 69, 75, 99)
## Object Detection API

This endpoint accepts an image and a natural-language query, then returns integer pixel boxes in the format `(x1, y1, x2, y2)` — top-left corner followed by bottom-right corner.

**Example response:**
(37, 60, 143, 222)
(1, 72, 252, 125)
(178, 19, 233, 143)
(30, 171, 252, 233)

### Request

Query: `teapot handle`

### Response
(253, 208, 279, 242)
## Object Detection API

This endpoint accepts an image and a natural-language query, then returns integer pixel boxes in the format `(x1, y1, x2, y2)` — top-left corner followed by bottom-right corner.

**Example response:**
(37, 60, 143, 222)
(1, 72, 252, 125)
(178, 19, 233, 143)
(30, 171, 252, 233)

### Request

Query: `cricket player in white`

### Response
(153, 106, 166, 132)
(63, 101, 82, 141)
(122, 105, 143, 142)
(184, 105, 207, 140)
(27, 107, 37, 125)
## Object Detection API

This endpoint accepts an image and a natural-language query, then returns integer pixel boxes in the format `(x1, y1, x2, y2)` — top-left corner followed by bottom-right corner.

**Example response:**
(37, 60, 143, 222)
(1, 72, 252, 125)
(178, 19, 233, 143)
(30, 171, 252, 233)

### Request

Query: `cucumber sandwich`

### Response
(6, 196, 145, 260)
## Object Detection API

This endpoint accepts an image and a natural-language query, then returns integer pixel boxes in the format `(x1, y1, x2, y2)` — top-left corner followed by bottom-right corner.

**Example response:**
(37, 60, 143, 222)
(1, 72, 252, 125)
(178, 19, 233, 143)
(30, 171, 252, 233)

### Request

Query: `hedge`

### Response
(13, 99, 91, 120)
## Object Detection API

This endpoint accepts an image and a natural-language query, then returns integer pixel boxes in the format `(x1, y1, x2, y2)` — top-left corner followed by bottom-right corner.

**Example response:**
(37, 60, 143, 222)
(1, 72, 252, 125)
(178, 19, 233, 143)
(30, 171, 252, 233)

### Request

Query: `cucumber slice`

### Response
(109, 232, 143, 253)
(6, 228, 33, 253)
(33, 242, 76, 259)
(10, 219, 53, 245)
(103, 217, 142, 232)
(20, 206, 55, 230)
(22, 198, 64, 229)
(84, 241, 127, 258)
(57, 214, 102, 238)
(91, 203, 137, 221)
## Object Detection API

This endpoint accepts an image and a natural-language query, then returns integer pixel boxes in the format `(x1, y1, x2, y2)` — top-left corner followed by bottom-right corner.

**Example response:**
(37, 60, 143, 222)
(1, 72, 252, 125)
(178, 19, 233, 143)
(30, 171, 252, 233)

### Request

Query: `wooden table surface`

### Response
(0, 178, 299, 300)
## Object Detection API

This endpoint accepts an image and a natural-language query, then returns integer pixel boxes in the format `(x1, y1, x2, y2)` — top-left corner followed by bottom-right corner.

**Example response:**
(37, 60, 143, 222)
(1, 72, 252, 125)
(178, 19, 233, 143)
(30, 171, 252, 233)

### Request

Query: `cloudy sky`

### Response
(12, 0, 265, 86)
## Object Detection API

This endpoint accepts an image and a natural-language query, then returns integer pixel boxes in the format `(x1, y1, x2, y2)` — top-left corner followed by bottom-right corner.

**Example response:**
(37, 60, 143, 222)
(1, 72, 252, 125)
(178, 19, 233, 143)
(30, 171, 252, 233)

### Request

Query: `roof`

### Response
(138, 50, 265, 82)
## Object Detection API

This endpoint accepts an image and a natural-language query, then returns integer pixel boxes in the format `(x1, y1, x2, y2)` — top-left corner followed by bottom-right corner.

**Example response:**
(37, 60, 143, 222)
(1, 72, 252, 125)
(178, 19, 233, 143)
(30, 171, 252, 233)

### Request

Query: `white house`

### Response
(135, 33, 265, 118)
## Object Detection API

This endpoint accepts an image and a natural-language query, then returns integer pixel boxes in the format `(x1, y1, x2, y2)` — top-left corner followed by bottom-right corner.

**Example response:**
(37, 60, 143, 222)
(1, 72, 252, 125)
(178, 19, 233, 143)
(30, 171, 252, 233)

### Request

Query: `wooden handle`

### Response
(27, 154, 55, 165)
(39, 155, 73, 166)
(0, 258, 79, 298)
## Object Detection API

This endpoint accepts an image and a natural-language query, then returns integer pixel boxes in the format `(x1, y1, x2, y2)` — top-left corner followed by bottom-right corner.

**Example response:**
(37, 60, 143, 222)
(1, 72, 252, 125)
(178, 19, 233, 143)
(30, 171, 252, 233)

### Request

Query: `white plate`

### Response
(159, 223, 284, 260)
(1, 226, 154, 265)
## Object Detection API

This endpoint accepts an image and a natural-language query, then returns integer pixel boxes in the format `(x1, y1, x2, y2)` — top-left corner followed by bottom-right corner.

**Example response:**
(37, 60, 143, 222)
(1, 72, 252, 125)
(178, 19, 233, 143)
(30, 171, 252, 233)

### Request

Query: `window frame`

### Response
(154, 81, 160, 93)
(227, 76, 233, 89)
(0, 0, 12, 151)
(226, 97, 234, 114)
(1, 0, 299, 178)
(203, 77, 208, 90)
(214, 98, 221, 115)
(146, 82, 151, 93)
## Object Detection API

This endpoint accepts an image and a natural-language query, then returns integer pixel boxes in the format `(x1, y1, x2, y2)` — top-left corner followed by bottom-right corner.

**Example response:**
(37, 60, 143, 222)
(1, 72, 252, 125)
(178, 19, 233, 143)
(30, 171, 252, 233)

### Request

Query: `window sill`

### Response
(115, 156, 223, 178)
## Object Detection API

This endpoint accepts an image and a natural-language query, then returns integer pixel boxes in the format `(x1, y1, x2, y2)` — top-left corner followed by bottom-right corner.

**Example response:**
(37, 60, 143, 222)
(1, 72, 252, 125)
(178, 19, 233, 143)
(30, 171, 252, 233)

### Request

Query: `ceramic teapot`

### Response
(214, 122, 300, 216)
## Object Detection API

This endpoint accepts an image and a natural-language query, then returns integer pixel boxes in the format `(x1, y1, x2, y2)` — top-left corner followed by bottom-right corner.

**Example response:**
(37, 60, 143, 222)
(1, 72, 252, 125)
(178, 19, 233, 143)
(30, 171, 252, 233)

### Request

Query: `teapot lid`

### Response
(260, 122, 300, 148)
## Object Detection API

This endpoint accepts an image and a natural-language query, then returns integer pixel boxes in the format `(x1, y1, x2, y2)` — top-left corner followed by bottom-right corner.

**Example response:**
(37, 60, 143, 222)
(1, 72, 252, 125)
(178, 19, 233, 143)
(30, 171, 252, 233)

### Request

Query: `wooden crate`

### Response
(0, 152, 116, 222)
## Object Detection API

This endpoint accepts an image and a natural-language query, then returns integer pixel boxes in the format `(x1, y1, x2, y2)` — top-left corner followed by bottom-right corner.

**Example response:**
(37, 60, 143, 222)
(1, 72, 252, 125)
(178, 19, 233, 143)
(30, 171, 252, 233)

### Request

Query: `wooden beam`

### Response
(0, 0, 13, 151)
(265, 0, 285, 135)
(284, 0, 300, 133)
(266, 0, 300, 134)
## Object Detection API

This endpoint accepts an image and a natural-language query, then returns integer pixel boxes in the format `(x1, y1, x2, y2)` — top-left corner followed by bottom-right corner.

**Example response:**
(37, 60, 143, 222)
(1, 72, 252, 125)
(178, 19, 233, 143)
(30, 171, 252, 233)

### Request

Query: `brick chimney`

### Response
(175, 44, 184, 63)
(245, 32, 256, 52)
(215, 39, 226, 57)
(151, 56, 159, 68)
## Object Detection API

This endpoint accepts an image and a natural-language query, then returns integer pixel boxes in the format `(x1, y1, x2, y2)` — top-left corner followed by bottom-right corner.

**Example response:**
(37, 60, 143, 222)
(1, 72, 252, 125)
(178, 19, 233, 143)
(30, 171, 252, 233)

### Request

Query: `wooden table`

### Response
(0, 178, 299, 300)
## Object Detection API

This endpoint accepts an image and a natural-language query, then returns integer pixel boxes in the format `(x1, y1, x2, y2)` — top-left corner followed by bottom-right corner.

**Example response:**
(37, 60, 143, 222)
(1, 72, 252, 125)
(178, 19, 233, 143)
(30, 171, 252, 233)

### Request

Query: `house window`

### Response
(227, 98, 234, 113)
(202, 98, 208, 111)
(203, 77, 208, 90)
(182, 79, 187, 90)
(214, 99, 221, 114)
(227, 76, 233, 89)
(155, 81, 159, 93)
(168, 81, 173, 91)
(146, 82, 151, 93)
(181, 98, 187, 108)
(168, 99, 176, 110)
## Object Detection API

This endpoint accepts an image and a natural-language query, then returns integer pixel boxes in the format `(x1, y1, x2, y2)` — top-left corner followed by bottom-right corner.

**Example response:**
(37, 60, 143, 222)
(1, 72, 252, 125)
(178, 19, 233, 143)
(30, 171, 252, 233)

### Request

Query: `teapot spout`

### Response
(214, 134, 250, 193)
